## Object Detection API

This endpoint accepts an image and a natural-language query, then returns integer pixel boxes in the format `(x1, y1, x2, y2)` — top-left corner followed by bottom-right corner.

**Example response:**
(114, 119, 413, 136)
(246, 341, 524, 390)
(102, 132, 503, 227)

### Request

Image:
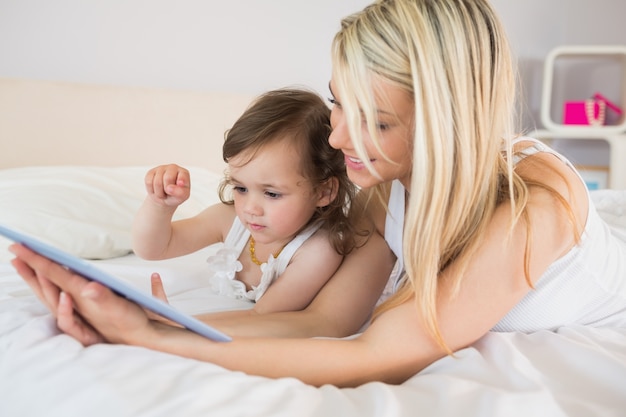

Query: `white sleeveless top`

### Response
(493, 138, 626, 331)
(377, 179, 407, 306)
(380, 138, 626, 331)
(207, 217, 322, 302)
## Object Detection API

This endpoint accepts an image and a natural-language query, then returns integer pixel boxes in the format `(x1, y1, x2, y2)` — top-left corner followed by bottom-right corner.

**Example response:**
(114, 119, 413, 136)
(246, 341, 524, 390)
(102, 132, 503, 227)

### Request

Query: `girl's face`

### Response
(328, 78, 414, 190)
(228, 138, 331, 246)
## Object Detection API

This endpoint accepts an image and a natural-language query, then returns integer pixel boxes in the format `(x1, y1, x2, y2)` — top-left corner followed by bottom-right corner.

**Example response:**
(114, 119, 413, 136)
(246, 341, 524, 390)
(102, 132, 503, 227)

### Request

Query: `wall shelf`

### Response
(531, 129, 626, 190)
(535, 45, 626, 190)
(540, 45, 626, 134)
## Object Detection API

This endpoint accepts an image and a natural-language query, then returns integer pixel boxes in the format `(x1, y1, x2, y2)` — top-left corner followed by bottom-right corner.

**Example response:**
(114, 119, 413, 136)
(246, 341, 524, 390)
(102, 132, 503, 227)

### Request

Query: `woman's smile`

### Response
(344, 154, 372, 170)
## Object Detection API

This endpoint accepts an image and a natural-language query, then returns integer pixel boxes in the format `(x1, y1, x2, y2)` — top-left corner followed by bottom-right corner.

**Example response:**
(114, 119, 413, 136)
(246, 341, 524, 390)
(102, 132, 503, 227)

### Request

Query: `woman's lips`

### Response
(344, 154, 372, 170)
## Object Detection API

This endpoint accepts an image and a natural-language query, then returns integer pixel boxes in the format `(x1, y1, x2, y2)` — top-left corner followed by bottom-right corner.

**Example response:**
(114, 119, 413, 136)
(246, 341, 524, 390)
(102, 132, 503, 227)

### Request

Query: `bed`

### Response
(1, 77, 625, 417)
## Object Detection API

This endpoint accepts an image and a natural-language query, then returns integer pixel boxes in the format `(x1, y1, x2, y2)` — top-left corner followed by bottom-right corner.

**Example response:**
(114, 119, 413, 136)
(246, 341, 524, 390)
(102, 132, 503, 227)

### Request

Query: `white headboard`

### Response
(0, 78, 254, 172)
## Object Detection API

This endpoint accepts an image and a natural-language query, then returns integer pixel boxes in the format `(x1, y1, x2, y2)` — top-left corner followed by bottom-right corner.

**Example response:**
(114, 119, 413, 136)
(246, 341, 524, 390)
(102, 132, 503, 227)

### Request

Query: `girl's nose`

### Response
(243, 195, 262, 217)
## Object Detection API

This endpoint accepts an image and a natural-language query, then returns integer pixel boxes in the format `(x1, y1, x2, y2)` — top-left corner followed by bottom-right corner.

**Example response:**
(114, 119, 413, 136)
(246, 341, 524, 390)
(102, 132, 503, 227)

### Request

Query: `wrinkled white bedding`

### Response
(0, 168, 625, 417)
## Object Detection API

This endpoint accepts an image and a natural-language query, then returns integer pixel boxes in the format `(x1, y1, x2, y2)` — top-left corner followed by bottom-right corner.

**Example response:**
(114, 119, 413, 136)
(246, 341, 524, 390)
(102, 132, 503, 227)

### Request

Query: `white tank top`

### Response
(377, 179, 407, 306)
(207, 217, 322, 302)
(493, 138, 626, 331)
(380, 139, 626, 330)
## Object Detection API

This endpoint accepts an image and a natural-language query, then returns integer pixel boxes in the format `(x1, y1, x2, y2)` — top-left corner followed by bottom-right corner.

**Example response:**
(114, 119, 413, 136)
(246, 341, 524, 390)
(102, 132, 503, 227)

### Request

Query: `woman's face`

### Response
(328, 77, 414, 190)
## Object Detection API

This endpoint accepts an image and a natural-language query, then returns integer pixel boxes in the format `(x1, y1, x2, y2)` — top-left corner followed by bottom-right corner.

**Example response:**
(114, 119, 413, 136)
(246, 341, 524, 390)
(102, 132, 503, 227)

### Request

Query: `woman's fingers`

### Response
(11, 254, 60, 314)
(11, 255, 45, 299)
(10, 244, 90, 297)
(38, 273, 62, 313)
(11, 244, 108, 345)
(73, 280, 153, 345)
(57, 291, 106, 345)
(10, 243, 155, 345)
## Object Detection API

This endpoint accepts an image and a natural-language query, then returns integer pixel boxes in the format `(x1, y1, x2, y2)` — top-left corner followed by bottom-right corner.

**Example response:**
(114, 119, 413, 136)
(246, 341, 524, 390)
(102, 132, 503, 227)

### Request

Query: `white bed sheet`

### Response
(1, 187, 625, 417)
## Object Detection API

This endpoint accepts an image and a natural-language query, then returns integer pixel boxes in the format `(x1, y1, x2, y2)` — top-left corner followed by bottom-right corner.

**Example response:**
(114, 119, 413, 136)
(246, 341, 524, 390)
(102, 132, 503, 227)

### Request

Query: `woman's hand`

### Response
(10, 245, 105, 345)
(10, 243, 158, 346)
(56, 291, 106, 345)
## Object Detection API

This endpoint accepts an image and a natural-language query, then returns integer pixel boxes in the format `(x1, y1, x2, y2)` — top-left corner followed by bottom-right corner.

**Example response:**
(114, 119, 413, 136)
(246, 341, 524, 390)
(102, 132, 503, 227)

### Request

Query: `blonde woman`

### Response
(11, 0, 626, 387)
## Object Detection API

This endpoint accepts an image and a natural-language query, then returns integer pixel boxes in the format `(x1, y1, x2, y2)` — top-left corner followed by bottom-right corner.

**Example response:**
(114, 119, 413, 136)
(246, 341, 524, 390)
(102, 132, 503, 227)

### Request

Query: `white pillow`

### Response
(0, 166, 222, 261)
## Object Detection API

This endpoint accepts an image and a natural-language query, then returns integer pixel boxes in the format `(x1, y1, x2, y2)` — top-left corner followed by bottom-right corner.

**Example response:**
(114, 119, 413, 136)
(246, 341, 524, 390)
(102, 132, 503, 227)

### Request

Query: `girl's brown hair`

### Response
(218, 88, 359, 254)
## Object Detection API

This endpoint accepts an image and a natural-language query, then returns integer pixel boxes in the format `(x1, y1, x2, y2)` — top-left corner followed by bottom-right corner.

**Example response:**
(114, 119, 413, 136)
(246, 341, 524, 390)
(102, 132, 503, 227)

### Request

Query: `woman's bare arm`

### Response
(10, 154, 586, 387)
(194, 230, 395, 338)
(7, 182, 572, 388)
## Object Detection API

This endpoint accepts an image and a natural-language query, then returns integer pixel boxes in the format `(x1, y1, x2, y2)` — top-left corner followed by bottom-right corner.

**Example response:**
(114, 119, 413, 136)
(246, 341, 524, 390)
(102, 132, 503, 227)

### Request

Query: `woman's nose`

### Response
(328, 114, 350, 151)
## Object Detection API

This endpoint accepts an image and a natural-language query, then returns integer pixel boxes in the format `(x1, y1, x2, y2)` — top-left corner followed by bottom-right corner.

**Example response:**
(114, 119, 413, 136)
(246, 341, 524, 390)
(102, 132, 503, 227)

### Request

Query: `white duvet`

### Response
(0, 167, 625, 417)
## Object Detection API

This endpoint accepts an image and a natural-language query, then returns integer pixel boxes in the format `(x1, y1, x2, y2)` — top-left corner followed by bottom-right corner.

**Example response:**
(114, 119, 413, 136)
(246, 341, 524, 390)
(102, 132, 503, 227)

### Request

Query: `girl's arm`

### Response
(132, 164, 191, 258)
(132, 164, 232, 260)
(249, 230, 344, 314)
(134, 203, 233, 260)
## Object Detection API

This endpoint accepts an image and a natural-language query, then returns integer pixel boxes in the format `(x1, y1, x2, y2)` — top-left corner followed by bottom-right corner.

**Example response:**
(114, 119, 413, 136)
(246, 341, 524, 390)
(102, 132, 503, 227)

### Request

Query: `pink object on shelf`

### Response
(594, 93, 623, 115)
(563, 93, 622, 126)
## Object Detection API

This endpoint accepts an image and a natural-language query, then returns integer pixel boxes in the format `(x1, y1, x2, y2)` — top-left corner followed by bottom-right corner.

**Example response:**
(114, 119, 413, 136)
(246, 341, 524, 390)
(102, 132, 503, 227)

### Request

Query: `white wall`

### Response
(491, 0, 626, 130)
(0, 0, 370, 96)
(1, 0, 625, 131)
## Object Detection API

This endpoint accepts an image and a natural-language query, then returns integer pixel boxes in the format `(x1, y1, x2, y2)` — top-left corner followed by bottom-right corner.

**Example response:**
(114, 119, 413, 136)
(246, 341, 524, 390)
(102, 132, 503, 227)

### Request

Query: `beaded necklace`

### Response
(248, 236, 285, 266)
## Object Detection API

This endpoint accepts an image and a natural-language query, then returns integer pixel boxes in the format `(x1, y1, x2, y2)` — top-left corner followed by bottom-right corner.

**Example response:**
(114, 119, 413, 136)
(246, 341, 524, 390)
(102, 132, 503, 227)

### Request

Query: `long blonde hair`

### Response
(332, 0, 528, 351)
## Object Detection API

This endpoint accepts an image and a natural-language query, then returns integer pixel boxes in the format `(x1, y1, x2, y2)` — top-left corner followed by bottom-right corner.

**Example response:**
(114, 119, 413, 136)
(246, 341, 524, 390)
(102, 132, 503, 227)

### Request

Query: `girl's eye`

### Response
(265, 191, 281, 199)
(233, 186, 247, 194)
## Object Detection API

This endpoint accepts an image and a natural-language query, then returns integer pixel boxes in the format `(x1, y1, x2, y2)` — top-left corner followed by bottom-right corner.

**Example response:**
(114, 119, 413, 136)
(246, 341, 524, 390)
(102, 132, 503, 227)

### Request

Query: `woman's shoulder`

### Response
(514, 139, 588, 207)
(512, 139, 589, 257)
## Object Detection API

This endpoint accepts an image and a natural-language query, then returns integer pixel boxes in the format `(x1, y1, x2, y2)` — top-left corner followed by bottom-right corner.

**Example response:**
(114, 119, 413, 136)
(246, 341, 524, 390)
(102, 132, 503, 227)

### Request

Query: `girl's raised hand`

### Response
(144, 164, 191, 207)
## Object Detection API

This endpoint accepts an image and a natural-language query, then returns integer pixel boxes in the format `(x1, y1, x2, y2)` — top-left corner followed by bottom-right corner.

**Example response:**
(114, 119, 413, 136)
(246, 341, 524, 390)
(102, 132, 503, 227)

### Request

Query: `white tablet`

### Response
(0, 224, 231, 342)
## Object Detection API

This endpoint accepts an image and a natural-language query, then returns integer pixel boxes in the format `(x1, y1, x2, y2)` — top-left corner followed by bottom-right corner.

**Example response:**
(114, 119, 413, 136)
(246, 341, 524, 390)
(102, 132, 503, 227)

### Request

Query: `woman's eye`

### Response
(233, 186, 247, 194)
(327, 97, 341, 108)
(361, 119, 389, 131)
(360, 117, 389, 131)
(265, 191, 281, 199)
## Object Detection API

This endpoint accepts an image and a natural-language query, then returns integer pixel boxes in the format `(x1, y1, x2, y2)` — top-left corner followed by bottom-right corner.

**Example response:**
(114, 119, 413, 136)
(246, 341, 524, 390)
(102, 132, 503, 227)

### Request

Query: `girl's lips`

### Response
(248, 223, 265, 231)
